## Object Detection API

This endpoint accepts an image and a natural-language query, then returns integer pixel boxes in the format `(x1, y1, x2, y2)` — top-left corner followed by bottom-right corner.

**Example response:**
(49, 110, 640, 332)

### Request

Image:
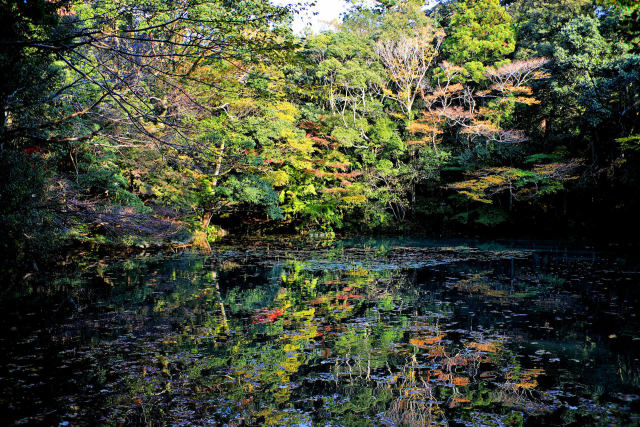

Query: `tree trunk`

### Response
(202, 140, 225, 228)
(212, 141, 225, 187)
(202, 211, 212, 229)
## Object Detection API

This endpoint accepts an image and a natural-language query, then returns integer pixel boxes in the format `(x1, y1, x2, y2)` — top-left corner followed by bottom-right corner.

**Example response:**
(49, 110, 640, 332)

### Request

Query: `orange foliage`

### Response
(468, 341, 499, 353)
(337, 293, 361, 301)
(429, 345, 447, 358)
(453, 377, 470, 386)
(514, 96, 541, 105)
(410, 335, 444, 347)
(334, 171, 362, 179)
(506, 368, 545, 390)
(408, 121, 441, 135)
(307, 168, 330, 178)
(432, 83, 464, 98)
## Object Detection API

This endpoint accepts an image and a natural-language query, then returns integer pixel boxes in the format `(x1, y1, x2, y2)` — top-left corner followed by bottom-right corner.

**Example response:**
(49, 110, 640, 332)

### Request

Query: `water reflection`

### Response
(1, 240, 640, 425)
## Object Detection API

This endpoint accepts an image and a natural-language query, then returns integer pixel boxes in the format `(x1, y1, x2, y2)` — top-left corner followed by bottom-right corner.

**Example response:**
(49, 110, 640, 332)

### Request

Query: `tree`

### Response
(507, 0, 594, 58)
(443, 0, 516, 77)
(2, 0, 294, 146)
(375, 25, 444, 117)
(448, 160, 582, 208)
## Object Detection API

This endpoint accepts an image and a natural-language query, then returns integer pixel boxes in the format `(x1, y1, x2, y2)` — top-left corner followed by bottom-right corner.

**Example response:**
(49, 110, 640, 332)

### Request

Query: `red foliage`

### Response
(23, 146, 46, 156)
(307, 168, 330, 178)
(252, 308, 284, 324)
(310, 136, 332, 147)
(337, 294, 361, 301)
(298, 121, 323, 132)
(334, 171, 361, 179)
(325, 162, 350, 171)
(264, 159, 284, 165)
(310, 297, 327, 305)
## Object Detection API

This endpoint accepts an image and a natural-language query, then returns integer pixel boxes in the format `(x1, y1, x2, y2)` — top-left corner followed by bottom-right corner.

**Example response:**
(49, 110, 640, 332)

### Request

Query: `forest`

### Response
(3, 1, 640, 425)
(1, 0, 639, 267)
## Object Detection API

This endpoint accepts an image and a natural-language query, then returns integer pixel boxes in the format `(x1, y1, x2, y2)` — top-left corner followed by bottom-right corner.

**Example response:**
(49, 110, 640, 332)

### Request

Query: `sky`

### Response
(271, 1, 440, 35)
(271, 0, 352, 34)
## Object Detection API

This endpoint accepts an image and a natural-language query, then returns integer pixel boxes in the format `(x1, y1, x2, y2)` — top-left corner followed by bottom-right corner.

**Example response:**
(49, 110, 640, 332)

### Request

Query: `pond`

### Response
(1, 238, 640, 426)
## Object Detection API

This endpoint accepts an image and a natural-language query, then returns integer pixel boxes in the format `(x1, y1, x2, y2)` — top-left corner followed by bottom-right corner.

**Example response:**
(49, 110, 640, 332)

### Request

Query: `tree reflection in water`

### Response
(1, 240, 639, 425)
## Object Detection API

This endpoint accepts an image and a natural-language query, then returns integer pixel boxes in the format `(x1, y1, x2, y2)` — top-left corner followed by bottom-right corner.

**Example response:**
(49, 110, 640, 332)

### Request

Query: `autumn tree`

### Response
(375, 25, 444, 118)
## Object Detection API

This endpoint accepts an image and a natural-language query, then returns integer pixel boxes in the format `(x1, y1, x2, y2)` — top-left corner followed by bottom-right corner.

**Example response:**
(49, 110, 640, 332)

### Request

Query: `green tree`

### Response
(443, 0, 516, 77)
(508, 0, 594, 58)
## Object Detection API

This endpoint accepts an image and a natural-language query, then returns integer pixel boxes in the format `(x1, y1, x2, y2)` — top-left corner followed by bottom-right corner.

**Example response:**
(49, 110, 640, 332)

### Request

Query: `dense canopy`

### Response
(1, 0, 639, 266)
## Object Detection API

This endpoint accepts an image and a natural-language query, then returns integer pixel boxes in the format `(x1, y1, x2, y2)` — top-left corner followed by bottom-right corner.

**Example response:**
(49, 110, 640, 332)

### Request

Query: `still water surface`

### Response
(1, 238, 640, 425)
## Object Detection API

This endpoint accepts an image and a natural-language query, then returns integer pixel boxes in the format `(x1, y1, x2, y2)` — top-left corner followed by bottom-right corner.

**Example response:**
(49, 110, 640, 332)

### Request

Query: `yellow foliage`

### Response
(514, 96, 541, 105)
(511, 86, 533, 95)
(345, 266, 370, 277)
(293, 308, 315, 320)
(382, 87, 396, 97)
(283, 343, 301, 353)
(289, 158, 313, 170)
(533, 160, 582, 179)
(341, 194, 367, 205)
(266, 170, 289, 187)
(274, 101, 299, 122)
(389, 112, 407, 120)
(484, 175, 508, 185)
(280, 354, 302, 374)
(533, 71, 551, 79)
(256, 407, 286, 425)
(408, 121, 441, 135)
(460, 120, 501, 135)
(274, 388, 290, 405)
(459, 190, 492, 204)
(229, 98, 259, 116)
(286, 137, 315, 156)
